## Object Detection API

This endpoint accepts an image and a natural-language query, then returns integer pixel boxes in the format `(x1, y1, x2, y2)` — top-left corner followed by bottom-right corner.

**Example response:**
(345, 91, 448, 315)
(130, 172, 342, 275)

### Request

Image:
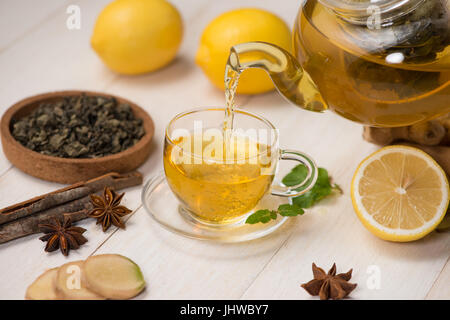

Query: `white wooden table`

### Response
(0, 0, 448, 300)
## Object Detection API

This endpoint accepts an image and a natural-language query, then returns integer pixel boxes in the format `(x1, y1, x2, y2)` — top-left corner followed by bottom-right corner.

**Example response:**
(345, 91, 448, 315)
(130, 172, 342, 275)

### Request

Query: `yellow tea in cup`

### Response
(162, 108, 318, 229)
(164, 132, 274, 224)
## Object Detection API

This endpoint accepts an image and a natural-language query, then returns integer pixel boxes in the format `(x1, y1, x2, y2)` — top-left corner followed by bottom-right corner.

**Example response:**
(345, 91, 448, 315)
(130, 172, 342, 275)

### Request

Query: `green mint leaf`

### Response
(278, 203, 304, 216)
(286, 166, 339, 209)
(281, 165, 308, 187)
(292, 192, 318, 208)
(315, 167, 332, 189)
(245, 209, 277, 224)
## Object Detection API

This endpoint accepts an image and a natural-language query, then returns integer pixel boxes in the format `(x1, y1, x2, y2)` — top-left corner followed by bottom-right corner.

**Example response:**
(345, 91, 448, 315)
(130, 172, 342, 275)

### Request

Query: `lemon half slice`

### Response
(351, 145, 449, 242)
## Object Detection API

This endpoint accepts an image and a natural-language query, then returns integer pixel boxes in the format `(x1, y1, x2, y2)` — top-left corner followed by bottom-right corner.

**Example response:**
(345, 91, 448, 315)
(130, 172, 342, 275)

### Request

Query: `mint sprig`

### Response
(245, 165, 341, 224)
(284, 166, 342, 209)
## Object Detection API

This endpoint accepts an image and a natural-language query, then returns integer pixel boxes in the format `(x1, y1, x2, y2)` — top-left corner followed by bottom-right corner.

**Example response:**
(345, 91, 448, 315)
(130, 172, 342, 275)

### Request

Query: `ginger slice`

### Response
(25, 268, 59, 300)
(55, 260, 104, 300)
(82, 254, 146, 299)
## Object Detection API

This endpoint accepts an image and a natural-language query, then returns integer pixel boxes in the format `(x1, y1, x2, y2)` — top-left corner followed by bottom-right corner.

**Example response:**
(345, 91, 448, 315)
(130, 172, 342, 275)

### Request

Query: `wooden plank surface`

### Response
(426, 259, 450, 300)
(0, 0, 448, 300)
(0, 0, 72, 51)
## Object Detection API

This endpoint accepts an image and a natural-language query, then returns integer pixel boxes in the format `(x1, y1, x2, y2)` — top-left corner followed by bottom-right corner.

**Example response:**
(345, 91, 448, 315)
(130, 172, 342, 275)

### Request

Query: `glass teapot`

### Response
(229, 0, 450, 127)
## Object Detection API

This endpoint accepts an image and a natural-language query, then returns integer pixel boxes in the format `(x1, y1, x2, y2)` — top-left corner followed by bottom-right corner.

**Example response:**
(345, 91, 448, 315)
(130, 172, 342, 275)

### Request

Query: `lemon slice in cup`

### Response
(351, 146, 449, 242)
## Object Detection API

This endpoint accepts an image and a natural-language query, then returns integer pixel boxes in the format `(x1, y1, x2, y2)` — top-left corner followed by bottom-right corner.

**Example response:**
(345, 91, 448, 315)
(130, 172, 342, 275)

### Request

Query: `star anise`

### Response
(88, 187, 132, 232)
(38, 215, 87, 256)
(301, 263, 357, 300)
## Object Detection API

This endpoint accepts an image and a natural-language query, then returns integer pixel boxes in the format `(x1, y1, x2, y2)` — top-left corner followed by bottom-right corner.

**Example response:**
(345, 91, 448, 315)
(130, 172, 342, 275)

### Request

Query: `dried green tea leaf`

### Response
(11, 94, 145, 158)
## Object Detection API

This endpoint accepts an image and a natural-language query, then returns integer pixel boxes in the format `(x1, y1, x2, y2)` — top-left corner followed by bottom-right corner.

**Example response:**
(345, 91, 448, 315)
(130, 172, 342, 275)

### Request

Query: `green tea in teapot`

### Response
(225, 0, 450, 127)
(294, 0, 450, 126)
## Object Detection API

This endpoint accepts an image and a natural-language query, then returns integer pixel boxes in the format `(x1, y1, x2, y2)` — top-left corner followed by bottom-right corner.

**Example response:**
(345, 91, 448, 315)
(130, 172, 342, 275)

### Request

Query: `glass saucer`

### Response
(141, 172, 288, 242)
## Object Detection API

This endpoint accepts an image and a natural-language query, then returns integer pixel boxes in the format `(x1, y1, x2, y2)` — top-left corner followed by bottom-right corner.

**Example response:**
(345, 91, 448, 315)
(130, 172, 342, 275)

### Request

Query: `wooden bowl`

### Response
(1, 90, 154, 184)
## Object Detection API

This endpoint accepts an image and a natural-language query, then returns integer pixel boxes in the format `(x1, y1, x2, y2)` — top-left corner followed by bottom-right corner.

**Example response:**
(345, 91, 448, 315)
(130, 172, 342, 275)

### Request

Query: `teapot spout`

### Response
(228, 42, 327, 112)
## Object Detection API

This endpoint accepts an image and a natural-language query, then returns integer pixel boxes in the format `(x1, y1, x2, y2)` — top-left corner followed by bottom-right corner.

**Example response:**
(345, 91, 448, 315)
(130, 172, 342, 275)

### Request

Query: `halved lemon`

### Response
(351, 145, 449, 242)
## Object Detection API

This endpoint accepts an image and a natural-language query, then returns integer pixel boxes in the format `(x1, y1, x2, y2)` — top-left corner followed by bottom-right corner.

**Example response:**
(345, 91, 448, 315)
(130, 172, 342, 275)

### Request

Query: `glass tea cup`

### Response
(162, 108, 318, 227)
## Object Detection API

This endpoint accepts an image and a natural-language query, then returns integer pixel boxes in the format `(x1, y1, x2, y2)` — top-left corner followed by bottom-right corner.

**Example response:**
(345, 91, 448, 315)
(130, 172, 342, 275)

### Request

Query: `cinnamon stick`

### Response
(0, 171, 142, 225)
(0, 171, 142, 244)
(0, 210, 89, 245)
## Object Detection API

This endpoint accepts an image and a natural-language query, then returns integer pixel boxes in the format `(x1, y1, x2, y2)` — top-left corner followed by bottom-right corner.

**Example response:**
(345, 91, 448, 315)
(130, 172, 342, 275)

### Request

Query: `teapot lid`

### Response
(318, 0, 426, 25)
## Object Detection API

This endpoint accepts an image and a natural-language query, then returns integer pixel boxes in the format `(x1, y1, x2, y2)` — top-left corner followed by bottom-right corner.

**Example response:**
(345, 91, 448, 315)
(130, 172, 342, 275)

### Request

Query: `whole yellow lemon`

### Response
(91, 0, 183, 75)
(196, 8, 292, 94)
